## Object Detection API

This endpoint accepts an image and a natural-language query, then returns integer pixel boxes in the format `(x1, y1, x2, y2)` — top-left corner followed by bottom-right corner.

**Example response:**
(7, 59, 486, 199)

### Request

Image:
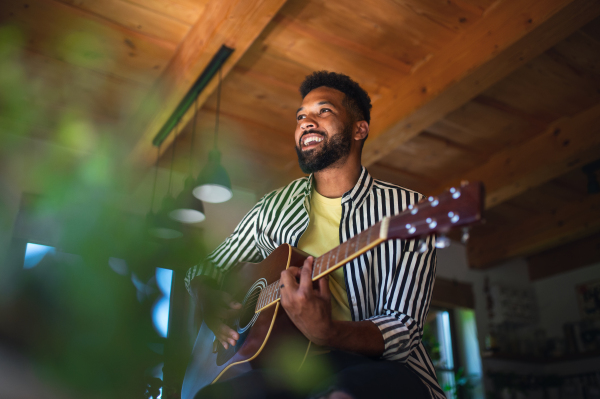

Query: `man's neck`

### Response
(313, 157, 362, 199)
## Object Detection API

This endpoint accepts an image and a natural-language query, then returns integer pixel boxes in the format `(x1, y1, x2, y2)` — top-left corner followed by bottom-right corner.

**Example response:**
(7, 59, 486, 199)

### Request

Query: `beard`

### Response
(295, 124, 353, 174)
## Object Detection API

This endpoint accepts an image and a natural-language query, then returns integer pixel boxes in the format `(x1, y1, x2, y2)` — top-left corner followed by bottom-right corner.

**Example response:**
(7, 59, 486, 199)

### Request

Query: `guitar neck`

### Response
(255, 181, 483, 313)
(255, 220, 389, 312)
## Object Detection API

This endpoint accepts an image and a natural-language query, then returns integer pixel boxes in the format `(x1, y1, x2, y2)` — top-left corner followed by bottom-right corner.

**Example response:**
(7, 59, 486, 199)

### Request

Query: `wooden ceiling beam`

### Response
(527, 232, 600, 281)
(434, 101, 600, 208)
(468, 192, 600, 268)
(362, 0, 600, 166)
(127, 0, 289, 168)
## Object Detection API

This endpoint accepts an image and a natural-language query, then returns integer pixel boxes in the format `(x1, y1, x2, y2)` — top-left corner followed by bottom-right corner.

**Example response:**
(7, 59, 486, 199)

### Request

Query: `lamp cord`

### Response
(214, 67, 221, 150)
(168, 119, 178, 195)
(150, 145, 160, 212)
(189, 97, 198, 175)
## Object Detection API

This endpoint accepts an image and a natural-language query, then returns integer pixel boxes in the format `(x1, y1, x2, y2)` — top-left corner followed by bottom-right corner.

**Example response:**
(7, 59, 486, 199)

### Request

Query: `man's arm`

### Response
(279, 257, 384, 357)
(185, 194, 269, 349)
(184, 194, 267, 292)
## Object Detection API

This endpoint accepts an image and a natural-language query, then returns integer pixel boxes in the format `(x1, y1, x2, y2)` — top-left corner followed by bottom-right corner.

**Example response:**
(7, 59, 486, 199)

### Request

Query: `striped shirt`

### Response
(185, 166, 444, 398)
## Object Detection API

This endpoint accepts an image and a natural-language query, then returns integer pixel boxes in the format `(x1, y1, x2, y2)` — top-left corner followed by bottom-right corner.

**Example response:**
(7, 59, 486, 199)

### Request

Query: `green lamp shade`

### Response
(193, 149, 232, 203)
(169, 177, 206, 223)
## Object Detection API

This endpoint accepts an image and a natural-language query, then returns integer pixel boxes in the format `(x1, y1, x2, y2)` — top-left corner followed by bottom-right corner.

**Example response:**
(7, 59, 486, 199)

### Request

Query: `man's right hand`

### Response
(190, 277, 242, 350)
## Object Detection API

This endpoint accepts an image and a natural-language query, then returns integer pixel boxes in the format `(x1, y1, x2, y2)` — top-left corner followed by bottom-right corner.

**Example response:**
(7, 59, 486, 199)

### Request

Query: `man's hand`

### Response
(190, 278, 241, 350)
(279, 256, 334, 346)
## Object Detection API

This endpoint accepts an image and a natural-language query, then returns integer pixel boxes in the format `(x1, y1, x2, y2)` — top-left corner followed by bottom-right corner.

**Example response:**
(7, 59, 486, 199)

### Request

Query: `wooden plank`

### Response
(121, 0, 208, 26)
(128, 0, 289, 167)
(17, 49, 145, 124)
(468, 193, 600, 268)
(375, 132, 484, 183)
(528, 233, 600, 281)
(1, 0, 175, 85)
(202, 71, 298, 136)
(362, 0, 600, 166)
(431, 277, 475, 309)
(54, 0, 192, 44)
(434, 102, 600, 208)
(258, 16, 402, 92)
(482, 51, 600, 122)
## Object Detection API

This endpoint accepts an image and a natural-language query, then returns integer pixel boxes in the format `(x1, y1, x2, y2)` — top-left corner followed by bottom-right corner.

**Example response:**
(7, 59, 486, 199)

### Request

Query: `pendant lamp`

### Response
(146, 147, 183, 239)
(193, 67, 233, 203)
(169, 98, 206, 223)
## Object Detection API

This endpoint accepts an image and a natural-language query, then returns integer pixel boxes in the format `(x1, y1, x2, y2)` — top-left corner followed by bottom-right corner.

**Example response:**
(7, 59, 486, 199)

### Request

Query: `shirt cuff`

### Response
(369, 314, 418, 362)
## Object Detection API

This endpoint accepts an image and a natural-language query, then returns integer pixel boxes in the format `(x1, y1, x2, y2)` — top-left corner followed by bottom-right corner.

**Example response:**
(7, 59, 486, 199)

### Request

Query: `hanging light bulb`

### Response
(193, 67, 233, 203)
(146, 147, 183, 239)
(169, 100, 206, 223)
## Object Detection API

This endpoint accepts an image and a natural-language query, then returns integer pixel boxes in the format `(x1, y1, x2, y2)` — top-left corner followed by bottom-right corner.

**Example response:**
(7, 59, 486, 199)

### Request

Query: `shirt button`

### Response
(351, 297, 357, 305)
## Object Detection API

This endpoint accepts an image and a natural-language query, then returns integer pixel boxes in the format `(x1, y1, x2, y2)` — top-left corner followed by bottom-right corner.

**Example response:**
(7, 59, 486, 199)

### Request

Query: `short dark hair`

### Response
(299, 71, 372, 125)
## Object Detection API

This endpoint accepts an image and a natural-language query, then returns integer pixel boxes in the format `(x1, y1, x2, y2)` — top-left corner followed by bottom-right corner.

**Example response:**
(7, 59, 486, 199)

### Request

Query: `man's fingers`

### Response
(318, 275, 331, 301)
(221, 292, 241, 309)
(299, 256, 314, 292)
(280, 268, 300, 291)
(214, 307, 240, 320)
(286, 266, 302, 279)
(218, 323, 239, 341)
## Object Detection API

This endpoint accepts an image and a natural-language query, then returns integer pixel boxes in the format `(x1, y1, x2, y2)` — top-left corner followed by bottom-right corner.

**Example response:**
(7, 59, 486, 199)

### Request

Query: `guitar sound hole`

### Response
(237, 285, 262, 332)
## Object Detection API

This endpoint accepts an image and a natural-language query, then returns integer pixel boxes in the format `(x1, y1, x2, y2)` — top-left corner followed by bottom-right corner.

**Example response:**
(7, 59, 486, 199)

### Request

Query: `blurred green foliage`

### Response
(0, 22, 206, 399)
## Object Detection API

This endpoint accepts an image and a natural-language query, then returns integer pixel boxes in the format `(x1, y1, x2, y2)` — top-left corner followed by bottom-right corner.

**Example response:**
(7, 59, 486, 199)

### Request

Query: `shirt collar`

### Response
(291, 166, 374, 206)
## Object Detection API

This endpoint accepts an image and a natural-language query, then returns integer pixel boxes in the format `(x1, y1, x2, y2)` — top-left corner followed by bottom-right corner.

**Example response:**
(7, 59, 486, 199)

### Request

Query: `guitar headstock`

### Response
(386, 181, 484, 241)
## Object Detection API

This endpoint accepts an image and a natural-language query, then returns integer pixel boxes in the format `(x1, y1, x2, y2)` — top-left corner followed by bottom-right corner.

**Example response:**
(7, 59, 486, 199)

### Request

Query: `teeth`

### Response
(303, 136, 323, 146)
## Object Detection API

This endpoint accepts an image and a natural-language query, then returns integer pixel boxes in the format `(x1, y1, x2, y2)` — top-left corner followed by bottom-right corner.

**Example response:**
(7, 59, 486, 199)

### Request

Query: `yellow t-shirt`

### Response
(297, 188, 352, 321)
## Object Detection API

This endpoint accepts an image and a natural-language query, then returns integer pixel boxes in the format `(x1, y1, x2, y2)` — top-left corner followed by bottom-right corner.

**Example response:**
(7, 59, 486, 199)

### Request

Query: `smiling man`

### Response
(186, 71, 442, 399)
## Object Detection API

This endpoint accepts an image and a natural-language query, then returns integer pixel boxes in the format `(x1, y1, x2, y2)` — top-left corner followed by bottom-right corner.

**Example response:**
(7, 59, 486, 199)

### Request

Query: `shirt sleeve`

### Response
(368, 234, 437, 362)
(184, 194, 267, 294)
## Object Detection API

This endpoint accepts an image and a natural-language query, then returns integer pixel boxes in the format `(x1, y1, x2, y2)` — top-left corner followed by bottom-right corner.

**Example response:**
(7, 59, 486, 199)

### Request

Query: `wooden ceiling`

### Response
(2, 0, 600, 271)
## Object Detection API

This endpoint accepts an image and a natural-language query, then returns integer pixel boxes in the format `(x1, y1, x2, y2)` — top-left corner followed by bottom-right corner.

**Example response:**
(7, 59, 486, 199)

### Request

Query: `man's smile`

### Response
(300, 132, 325, 150)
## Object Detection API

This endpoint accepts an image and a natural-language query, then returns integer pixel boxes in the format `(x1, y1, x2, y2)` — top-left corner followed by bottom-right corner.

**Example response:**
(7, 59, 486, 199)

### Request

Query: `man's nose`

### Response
(300, 117, 317, 130)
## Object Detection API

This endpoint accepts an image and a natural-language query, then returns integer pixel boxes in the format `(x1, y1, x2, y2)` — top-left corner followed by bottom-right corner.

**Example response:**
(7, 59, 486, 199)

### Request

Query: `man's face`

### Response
(294, 86, 354, 174)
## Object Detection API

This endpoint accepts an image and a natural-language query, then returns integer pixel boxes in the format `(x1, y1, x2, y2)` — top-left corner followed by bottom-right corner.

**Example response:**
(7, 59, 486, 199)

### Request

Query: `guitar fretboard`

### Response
(255, 220, 386, 312)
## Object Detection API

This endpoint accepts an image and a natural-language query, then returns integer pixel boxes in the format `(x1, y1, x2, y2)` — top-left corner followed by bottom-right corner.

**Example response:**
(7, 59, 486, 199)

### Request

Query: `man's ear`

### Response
(354, 121, 369, 141)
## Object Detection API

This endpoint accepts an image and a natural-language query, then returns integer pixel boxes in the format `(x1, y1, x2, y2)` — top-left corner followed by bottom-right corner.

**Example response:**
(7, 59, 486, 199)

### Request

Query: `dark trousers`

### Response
(195, 350, 430, 399)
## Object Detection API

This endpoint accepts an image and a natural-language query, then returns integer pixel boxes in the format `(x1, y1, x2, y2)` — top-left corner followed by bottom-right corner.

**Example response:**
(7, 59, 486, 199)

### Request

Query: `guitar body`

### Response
(181, 244, 310, 399)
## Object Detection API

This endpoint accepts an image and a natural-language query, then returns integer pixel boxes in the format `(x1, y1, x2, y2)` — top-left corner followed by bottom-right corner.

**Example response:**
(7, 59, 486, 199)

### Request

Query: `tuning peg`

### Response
(450, 187, 461, 199)
(461, 227, 470, 244)
(435, 234, 451, 249)
(418, 238, 428, 253)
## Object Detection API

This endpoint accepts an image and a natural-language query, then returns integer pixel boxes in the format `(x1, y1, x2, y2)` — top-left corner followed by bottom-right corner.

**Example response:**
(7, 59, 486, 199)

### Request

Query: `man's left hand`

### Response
(279, 256, 333, 346)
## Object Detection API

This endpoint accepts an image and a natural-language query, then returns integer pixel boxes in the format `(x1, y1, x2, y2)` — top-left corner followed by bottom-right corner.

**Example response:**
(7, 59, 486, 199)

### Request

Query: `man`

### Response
(185, 71, 443, 399)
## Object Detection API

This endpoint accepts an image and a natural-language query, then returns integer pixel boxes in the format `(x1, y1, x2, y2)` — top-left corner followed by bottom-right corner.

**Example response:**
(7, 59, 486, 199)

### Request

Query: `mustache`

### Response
(298, 129, 326, 146)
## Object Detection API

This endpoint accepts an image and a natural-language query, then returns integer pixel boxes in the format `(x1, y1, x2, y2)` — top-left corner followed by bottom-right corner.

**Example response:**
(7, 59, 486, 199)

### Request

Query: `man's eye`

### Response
(320, 108, 330, 114)
(297, 115, 305, 121)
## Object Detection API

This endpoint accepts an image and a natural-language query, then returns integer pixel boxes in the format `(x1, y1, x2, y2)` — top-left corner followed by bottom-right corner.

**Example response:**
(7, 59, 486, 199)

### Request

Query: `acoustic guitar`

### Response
(182, 182, 484, 399)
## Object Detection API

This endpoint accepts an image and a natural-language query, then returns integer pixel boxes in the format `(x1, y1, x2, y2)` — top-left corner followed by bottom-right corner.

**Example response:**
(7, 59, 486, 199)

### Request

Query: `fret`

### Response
(344, 240, 349, 259)
(355, 236, 360, 252)
(336, 245, 341, 264)
(367, 226, 372, 244)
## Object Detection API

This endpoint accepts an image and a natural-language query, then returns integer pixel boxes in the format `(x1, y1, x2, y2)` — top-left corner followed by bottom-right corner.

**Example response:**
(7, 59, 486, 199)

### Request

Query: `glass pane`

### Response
(152, 268, 173, 338)
(23, 243, 55, 269)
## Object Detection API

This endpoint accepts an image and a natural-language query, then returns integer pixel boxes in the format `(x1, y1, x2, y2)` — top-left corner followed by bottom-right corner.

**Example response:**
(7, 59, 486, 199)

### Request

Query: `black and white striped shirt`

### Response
(185, 167, 444, 398)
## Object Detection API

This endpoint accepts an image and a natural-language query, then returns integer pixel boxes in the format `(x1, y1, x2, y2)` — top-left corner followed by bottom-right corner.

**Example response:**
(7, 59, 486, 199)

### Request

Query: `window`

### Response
(152, 267, 173, 338)
(23, 242, 55, 269)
